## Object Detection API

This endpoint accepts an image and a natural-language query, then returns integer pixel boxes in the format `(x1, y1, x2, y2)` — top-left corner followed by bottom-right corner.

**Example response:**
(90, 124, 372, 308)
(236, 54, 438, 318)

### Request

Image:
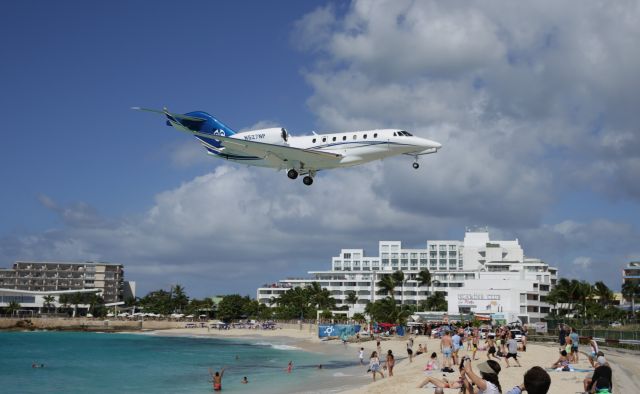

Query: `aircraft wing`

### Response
(194, 132, 341, 168)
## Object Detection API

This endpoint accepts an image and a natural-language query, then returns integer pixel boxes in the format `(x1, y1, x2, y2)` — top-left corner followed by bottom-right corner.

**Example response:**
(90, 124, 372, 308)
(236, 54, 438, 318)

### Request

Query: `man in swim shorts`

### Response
(209, 367, 225, 391)
(441, 331, 453, 368)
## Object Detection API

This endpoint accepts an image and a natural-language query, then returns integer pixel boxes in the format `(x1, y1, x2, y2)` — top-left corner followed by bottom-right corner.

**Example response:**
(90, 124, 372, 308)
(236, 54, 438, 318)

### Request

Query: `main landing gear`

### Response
(287, 169, 315, 186)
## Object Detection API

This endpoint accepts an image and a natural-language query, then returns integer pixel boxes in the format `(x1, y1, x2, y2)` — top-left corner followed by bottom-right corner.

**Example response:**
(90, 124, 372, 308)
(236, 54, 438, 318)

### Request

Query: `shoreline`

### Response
(151, 326, 640, 394)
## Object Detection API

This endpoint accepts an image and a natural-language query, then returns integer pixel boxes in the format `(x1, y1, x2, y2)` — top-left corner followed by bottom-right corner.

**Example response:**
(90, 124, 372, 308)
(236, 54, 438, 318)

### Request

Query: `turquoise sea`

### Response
(0, 331, 363, 394)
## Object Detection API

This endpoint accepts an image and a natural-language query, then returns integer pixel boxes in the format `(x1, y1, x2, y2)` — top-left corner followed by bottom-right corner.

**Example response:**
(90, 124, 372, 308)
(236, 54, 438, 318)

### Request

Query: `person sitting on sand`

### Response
(417, 374, 464, 390)
(505, 366, 551, 394)
(368, 351, 384, 381)
(584, 356, 612, 393)
(424, 352, 438, 371)
(550, 350, 571, 371)
(209, 367, 225, 391)
(416, 344, 424, 356)
(461, 358, 502, 394)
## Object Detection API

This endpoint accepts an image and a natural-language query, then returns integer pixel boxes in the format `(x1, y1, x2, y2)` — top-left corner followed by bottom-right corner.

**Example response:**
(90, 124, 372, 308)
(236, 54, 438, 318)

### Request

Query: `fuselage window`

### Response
(322, 137, 326, 142)
(332, 136, 336, 142)
(353, 135, 357, 140)
(363, 134, 367, 139)
(374, 133, 378, 138)
(343, 135, 347, 141)
(312, 138, 316, 143)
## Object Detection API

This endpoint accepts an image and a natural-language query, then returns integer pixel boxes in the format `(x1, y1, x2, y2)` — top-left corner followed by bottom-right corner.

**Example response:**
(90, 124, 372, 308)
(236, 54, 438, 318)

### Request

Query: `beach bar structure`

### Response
(257, 228, 558, 324)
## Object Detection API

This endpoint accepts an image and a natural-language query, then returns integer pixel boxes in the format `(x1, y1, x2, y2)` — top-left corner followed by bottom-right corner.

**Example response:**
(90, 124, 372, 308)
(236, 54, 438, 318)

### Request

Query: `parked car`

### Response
(509, 329, 523, 342)
(609, 321, 622, 327)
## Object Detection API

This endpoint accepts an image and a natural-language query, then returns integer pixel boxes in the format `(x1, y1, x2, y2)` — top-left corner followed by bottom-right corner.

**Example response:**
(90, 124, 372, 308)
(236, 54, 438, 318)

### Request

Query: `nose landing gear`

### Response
(412, 161, 420, 169)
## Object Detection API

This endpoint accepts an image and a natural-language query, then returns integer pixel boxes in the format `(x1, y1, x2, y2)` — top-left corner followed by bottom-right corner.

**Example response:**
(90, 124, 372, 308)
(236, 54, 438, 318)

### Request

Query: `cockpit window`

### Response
(393, 132, 397, 136)
(399, 130, 412, 136)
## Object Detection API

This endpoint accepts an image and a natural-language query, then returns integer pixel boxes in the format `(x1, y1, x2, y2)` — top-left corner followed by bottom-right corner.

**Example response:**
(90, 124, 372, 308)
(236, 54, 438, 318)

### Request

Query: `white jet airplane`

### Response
(135, 107, 442, 186)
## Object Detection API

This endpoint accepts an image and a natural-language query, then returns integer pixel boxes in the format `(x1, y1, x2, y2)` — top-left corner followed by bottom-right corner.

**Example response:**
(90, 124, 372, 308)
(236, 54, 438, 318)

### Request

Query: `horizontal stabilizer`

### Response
(131, 107, 207, 122)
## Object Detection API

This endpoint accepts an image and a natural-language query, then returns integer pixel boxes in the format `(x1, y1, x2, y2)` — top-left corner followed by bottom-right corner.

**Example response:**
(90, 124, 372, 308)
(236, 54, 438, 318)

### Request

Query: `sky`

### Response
(1, 1, 639, 298)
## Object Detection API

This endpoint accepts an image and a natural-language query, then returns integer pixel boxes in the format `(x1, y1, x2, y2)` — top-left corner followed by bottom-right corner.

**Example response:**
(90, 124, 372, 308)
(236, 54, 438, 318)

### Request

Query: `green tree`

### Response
(352, 312, 367, 323)
(171, 284, 189, 313)
(593, 281, 613, 307)
(217, 294, 253, 322)
(622, 281, 640, 316)
(43, 295, 56, 314)
(422, 292, 447, 311)
(6, 300, 21, 316)
(345, 291, 358, 310)
(376, 275, 397, 299)
(392, 270, 405, 305)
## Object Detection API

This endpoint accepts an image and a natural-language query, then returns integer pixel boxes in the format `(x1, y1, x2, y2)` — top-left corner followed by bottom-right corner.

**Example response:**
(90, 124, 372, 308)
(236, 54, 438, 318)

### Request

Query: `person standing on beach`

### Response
(209, 367, 225, 391)
(385, 349, 395, 376)
(504, 333, 521, 368)
(407, 339, 414, 363)
(587, 337, 599, 367)
(569, 327, 580, 363)
(359, 347, 365, 365)
(471, 333, 479, 360)
(368, 351, 384, 381)
(451, 330, 462, 366)
(558, 324, 566, 347)
(486, 335, 499, 362)
(441, 331, 453, 369)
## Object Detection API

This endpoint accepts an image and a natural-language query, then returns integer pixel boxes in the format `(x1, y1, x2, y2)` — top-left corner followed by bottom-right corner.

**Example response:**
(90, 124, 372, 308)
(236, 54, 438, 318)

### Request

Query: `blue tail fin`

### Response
(166, 111, 236, 137)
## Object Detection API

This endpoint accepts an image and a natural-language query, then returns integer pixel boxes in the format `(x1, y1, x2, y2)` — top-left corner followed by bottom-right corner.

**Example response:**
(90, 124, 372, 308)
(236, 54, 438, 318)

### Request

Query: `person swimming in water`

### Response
(209, 367, 225, 391)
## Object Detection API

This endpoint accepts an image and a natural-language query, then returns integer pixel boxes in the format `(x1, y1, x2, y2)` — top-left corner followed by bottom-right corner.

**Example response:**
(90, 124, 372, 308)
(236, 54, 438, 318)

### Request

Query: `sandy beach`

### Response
(156, 325, 640, 394)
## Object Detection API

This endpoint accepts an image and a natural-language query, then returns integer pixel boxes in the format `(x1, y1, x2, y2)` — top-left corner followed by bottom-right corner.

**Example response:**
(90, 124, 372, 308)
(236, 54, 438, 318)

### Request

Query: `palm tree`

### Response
(376, 275, 397, 300)
(345, 291, 358, 310)
(43, 295, 56, 314)
(6, 301, 21, 316)
(571, 280, 593, 318)
(622, 282, 640, 315)
(423, 292, 447, 311)
(593, 281, 613, 307)
(417, 269, 432, 311)
(171, 284, 189, 313)
(392, 270, 405, 305)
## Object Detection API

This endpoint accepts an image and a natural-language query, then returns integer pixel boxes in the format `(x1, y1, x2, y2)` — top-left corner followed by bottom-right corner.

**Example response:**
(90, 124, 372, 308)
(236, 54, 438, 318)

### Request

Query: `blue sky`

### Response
(1, 1, 639, 297)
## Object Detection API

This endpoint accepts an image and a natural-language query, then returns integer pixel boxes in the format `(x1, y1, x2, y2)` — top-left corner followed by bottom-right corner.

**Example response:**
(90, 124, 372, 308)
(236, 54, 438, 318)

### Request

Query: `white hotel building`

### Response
(257, 228, 558, 324)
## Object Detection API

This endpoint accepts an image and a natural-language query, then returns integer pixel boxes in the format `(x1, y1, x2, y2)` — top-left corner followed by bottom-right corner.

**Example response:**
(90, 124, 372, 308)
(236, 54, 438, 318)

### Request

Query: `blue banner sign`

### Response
(318, 324, 361, 338)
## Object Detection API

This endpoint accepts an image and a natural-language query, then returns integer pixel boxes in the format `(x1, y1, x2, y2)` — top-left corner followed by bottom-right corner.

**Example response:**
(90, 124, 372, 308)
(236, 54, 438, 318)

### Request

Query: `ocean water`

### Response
(0, 331, 364, 394)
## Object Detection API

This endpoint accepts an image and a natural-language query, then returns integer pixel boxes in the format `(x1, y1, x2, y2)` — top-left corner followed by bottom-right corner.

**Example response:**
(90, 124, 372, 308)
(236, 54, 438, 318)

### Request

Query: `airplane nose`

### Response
(432, 141, 442, 149)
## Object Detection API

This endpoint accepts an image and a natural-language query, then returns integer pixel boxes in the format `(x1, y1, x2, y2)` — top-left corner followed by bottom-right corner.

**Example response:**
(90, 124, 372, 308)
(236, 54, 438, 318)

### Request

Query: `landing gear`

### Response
(303, 176, 314, 186)
(412, 162, 420, 169)
(287, 169, 298, 179)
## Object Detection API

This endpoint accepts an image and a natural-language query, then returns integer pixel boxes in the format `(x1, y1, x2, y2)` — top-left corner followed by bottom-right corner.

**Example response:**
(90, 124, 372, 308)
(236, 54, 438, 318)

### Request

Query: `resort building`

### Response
(257, 228, 558, 324)
(623, 262, 640, 285)
(0, 261, 134, 312)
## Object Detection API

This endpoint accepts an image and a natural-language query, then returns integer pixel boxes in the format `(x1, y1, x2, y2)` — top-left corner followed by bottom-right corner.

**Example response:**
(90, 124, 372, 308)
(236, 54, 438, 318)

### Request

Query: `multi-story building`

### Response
(257, 228, 558, 324)
(623, 262, 640, 286)
(0, 261, 130, 305)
